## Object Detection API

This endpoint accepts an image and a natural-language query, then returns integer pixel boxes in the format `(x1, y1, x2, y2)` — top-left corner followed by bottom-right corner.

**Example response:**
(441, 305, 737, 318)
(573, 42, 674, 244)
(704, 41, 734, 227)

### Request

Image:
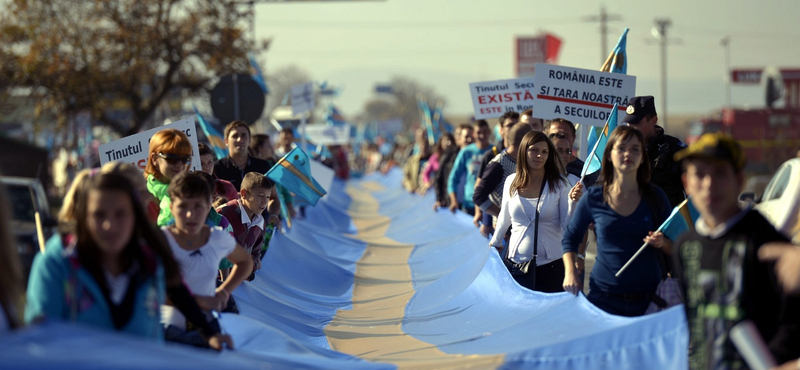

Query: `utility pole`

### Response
(651, 18, 673, 129)
(721, 36, 731, 109)
(584, 5, 622, 63)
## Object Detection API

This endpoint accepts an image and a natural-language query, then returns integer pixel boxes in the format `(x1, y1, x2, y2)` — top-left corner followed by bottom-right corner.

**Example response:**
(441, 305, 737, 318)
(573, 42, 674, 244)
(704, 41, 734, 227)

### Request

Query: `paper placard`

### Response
(291, 82, 315, 116)
(469, 77, 536, 120)
(98, 117, 201, 171)
(375, 118, 403, 135)
(305, 124, 351, 146)
(532, 63, 636, 127)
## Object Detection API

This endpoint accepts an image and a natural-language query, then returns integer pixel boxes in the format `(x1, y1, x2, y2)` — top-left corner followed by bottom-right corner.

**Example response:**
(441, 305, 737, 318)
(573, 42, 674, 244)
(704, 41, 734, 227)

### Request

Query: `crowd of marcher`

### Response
(401, 96, 800, 370)
(0, 95, 799, 369)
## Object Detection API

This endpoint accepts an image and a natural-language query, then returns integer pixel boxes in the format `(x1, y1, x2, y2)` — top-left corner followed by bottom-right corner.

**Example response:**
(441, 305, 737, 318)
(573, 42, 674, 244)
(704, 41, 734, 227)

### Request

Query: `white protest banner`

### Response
(98, 116, 202, 172)
(291, 82, 315, 116)
(469, 77, 535, 120)
(305, 124, 351, 146)
(532, 63, 635, 127)
(375, 118, 403, 135)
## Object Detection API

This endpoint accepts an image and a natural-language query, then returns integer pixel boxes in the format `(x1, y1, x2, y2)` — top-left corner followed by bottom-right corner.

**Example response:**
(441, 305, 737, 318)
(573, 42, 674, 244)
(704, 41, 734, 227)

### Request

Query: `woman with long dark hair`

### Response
(562, 126, 671, 317)
(489, 131, 571, 292)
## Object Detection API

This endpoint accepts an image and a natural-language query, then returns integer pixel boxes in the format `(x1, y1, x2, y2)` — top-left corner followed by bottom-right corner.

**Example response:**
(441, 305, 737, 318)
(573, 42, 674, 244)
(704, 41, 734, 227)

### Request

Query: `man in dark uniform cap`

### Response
(623, 96, 687, 207)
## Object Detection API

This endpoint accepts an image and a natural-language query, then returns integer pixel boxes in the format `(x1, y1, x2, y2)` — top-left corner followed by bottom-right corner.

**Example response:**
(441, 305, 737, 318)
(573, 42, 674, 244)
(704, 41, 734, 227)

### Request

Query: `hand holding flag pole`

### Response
(615, 197, 697, 277)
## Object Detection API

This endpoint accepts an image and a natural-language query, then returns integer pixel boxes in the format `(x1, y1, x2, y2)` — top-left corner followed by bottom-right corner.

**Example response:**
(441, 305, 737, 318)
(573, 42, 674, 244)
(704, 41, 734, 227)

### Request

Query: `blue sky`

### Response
(253, 0, 800, 118)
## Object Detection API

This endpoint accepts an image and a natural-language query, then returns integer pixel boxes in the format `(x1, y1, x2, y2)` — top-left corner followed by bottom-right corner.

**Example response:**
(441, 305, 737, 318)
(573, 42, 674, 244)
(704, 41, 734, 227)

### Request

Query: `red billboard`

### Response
(515, 34, 562, 77)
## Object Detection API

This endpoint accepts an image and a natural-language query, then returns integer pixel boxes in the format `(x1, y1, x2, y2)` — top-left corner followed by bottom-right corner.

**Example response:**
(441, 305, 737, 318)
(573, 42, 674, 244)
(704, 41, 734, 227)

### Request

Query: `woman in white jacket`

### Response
(489, 131, 572, 292)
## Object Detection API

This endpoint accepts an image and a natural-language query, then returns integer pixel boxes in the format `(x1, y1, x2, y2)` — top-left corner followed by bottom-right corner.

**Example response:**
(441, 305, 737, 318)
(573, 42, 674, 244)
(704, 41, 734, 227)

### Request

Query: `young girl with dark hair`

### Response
(562, 126, 671, 317)
(489, 131, 572, 292)
(26, 172, 232, 348)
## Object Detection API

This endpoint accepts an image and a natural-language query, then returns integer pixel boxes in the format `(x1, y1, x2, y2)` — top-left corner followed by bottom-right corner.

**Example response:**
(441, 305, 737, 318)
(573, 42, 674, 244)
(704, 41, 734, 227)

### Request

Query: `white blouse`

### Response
(489, 173, 573, 265)
(160, 226, 237, 329)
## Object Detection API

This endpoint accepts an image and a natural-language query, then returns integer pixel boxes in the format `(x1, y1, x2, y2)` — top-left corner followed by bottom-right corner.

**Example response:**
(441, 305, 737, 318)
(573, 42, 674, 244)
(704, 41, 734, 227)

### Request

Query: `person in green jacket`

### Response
(144, 129, 193, 226)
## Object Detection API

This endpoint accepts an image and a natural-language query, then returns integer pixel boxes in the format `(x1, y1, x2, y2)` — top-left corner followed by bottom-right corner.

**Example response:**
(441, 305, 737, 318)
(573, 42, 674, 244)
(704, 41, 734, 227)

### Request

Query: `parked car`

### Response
(752, 158, 800, 243)
(1, 176, 55, 282)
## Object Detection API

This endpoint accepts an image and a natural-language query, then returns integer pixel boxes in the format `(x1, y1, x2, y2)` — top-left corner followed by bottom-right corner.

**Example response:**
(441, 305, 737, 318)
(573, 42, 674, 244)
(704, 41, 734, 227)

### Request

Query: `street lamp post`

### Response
(651, 19, 672, 128)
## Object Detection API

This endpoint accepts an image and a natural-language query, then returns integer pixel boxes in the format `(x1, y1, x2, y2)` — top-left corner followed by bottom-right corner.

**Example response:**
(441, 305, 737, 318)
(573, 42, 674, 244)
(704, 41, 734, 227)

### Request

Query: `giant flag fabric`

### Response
(194, 104, 228, 159)
(1, 168, 688, 370)
(581, 103, 619, 178)
(266, 147, 327, 206)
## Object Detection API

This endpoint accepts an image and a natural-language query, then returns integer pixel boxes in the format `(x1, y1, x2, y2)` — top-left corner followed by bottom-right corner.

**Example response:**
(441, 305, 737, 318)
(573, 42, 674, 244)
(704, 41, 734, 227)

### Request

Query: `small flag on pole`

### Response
(193, 104, 228, 159)
(581, 103, 618, 179)
(248, 53, 269, 94)
(587, 28, 629, 171)
(660, 197, 700, 242)
(266, 148, 327, 206)
(616, 197, 700, 277)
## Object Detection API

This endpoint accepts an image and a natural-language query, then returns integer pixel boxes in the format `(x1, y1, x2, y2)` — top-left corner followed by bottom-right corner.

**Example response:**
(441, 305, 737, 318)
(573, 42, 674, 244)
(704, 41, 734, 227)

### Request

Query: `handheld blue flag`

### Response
(660, 197, 700, 241)
(248, 53, 269, 94)
(193, 104, 228, 159)
(616, 197, 700, 277)
(326, 104, 347, 126)
(587, 28, 630, 169)
(601, 28, 628, 74)
(266, 148, 327, 206)
(581, 103, 618, 179)
(421, 100, 436, 146)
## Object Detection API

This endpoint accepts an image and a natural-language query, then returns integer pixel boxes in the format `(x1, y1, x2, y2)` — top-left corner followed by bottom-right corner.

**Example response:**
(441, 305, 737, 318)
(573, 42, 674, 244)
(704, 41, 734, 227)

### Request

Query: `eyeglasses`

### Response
(548, 133, 567, 139)
(555, 147, 572, 155)
(157, 152, 192, 165)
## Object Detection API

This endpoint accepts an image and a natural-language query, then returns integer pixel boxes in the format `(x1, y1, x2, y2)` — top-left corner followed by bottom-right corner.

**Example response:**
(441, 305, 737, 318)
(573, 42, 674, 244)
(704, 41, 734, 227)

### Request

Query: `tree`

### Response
(360, 76, 446, 134)
(0, 0, 261, 136)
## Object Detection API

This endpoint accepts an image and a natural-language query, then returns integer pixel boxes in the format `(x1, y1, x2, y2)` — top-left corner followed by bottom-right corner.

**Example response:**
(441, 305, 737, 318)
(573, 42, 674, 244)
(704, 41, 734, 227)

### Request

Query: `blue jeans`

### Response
(587, 289, 651, 317)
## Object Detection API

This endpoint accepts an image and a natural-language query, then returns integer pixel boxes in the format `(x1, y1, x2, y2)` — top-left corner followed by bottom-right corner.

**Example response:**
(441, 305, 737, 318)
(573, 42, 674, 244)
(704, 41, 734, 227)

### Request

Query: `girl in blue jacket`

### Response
(25, 172, 230, 347)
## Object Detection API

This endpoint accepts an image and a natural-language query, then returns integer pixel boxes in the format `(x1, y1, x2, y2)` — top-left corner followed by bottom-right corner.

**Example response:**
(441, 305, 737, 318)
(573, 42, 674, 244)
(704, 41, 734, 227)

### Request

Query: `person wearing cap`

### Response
(663, 133, 800, 369)
(622, 96, 687, 207)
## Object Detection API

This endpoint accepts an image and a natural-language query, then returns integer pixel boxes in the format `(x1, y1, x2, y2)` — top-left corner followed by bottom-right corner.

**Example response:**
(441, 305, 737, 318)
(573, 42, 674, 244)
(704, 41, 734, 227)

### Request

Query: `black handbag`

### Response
(503, 180, 546, 286)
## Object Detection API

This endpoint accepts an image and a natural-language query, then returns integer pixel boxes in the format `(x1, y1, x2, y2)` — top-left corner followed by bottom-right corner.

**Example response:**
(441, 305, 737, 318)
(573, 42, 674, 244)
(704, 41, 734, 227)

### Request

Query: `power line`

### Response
(256, 18, 583, 29)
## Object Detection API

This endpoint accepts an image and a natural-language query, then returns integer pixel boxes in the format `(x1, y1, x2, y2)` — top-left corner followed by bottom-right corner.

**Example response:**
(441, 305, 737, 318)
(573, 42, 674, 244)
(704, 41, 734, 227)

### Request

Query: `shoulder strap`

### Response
(532, 179, 547, 260)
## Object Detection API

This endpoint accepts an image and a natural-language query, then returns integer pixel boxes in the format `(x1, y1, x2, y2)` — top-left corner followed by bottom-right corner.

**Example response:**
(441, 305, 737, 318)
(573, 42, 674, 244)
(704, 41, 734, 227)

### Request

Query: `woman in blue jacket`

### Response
(26, 172, 230, 348)
(562, 126, 671, 317)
